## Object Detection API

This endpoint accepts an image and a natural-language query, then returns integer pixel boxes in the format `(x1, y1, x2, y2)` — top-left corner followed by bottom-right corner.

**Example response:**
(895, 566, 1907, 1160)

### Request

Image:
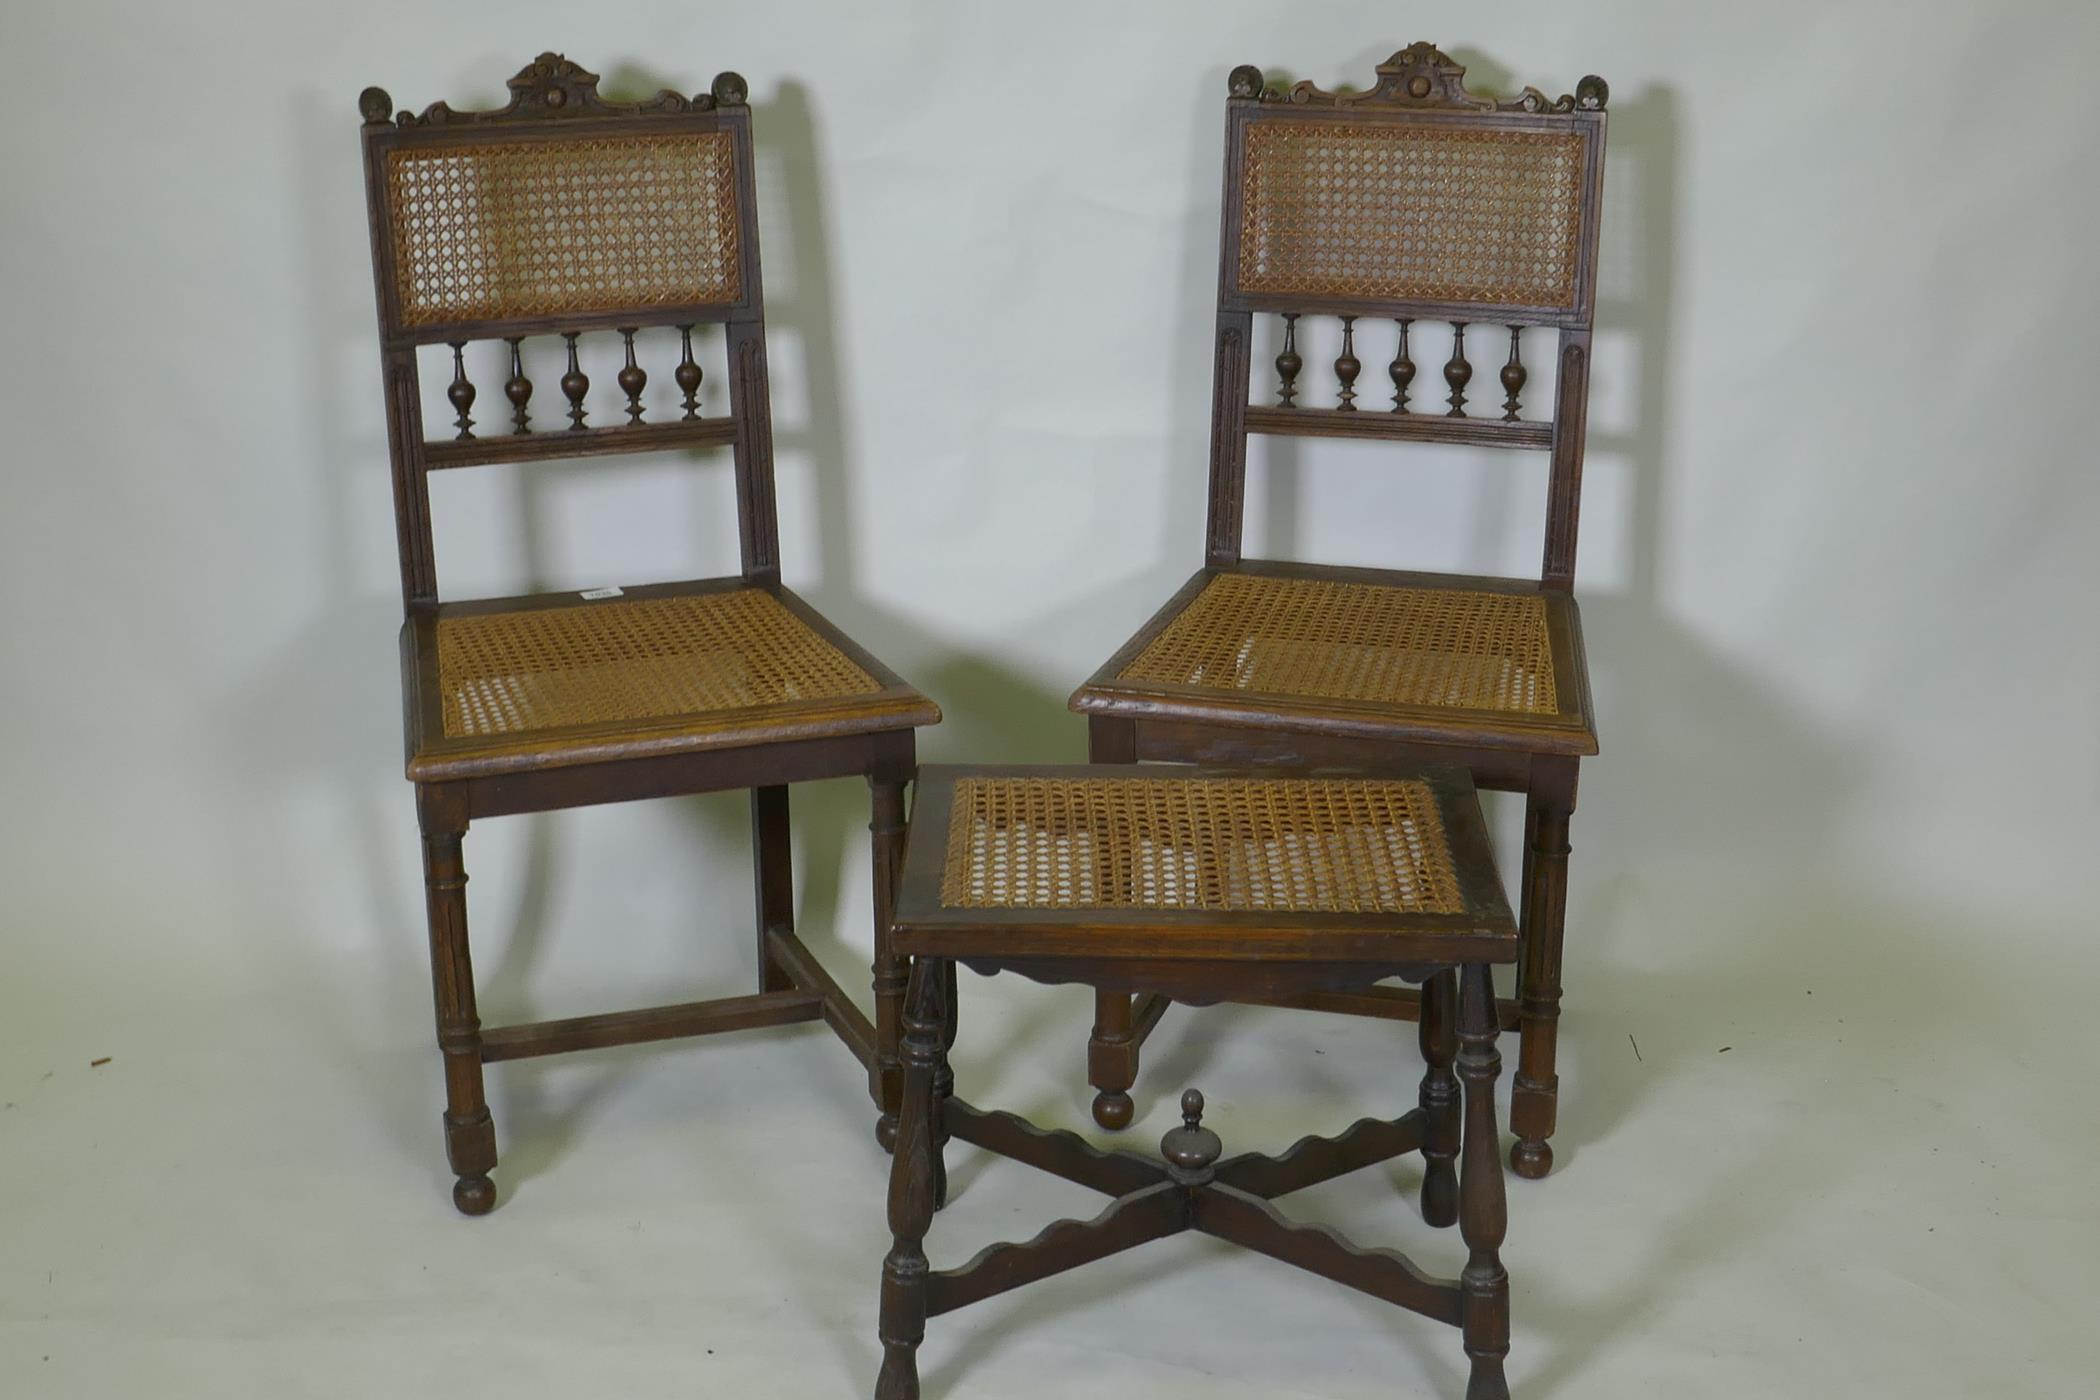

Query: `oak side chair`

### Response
(1070, 44, 1609, 1178)
(357, 53, 939, 1215)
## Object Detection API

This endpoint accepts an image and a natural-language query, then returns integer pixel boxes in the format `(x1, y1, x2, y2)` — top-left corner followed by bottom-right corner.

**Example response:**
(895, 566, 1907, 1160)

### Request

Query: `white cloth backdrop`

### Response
(2, 3, 2094, 1396)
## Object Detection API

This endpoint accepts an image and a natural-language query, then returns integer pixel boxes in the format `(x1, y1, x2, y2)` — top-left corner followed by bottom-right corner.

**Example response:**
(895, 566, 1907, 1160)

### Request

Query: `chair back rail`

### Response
(359, 55, 781, 606)
(1202, 45, 1608, 590)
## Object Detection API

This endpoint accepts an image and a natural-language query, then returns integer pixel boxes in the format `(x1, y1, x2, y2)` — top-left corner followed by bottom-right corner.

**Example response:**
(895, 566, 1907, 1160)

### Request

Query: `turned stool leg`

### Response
(933, 960, 957, 1211)
(418, 788, 497, 1216)
(1458, 963, 1511, 1400)
(877, 957, 947, 1399)
(1511, 793, 1571, 1179)
(870, 775, 909, 1150)
(1089, 990, 1139, 1130)
(1418, 968, 1460, 1228)
(750, 785, 795, 993)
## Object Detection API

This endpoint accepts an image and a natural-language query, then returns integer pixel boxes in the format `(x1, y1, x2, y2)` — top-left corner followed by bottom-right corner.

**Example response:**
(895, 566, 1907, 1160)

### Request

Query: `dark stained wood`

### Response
(446, 342, 476, 439)
(675, 324, 703, 419)
(1389, 317, 1415, 413)
(1275, 310, 1301, 406)
(1457, 962, 1511, 1398)
(422, 417, 736, 469)
(877, 957, 946, 1400)
(1500, 326, 1527, 421)
(358, 54, 939, 1213)
(751, 785, 794, 993)
(874, 751, 1520, 1393)
(1071, 42, 1610, 1173)
(1213, 1110, 1425, 1199)
(1334, 315, 1360, 410)
(1244, 405, 1552, 450)
(504, 337, 531, 433)
(1417, 968, 1459, 1227)
(478, 988, 823, 1061)
(1444, 322, 1472, 417)
(926, 1183, 1185, 1317)
(618, 327, 648, 423)
(1193, 1184, 1462, 1325)
(560, 331, 589, 429)
(944, 1100, 1166, 1197)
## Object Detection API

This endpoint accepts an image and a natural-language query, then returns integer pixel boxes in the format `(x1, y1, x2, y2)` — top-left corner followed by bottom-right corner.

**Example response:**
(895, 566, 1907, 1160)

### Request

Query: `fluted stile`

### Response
(618, 329, 647, 425)
(676, 325, 703, 420)
(1275, 312, 1302, 407)
(561, 332, 589, 430)
(1500, 327, 1527, 422)
(1444, 323, 1471, 418)
(504, 338, 531, 434)
(1335, 316, 1360, 411)
(1389, 319, 1415, 414)
(446, 342, 476, 440)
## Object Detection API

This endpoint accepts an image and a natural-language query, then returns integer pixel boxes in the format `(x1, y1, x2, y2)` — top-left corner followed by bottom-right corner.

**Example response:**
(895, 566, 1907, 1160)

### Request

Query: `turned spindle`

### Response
(446, 342, 475, 440)
(504, 338, 531, 434)
(1500, 327, 1527, 422)
(560, 332, 589, 430)
(1275, 312, 1302, 407)
(1335, 315, 1360, 411)
(1390, 318, 1416, 414)
(618, 328, 647, 425)
(675, 325, 703, 420)
(1445, 322, 1472, 418)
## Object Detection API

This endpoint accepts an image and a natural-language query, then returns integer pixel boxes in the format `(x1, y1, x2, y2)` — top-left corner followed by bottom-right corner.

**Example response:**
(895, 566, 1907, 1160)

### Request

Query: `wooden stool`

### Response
(875, 764, 1520, 1400)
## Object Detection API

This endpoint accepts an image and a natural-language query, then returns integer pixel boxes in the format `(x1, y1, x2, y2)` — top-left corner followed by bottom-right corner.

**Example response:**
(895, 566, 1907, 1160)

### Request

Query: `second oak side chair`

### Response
(1070, 44, 1608, 1178)
(357, 54, 939, 1214)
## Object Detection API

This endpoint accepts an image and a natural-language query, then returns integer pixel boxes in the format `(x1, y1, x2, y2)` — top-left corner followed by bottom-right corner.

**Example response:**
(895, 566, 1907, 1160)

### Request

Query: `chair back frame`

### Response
(1201, 44, 1609, 590)
(358, 53, 782, 609)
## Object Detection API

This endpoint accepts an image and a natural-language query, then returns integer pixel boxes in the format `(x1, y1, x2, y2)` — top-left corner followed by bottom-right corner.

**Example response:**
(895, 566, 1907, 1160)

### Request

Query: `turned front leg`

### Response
(1512, 792, 1571, 1179)
(1458, 962, 1511, 1400)
(1418, 968, 1459, 1228)
(1088, 990, 1139, 1130)
(876, 956, 948, 1399)
(870, 775, 909, 1150)
(418, 786, 497, 1216)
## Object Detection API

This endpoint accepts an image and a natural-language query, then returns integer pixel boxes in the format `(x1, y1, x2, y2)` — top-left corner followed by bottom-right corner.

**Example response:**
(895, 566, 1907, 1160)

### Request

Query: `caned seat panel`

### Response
(404, 584, 939, 780)
(939, 774, 1463, 916)
(1071, 566, 1596, 756)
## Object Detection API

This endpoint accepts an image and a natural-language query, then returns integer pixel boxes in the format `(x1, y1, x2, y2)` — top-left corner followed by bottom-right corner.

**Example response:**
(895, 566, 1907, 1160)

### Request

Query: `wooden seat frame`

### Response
(358, 54, 937, 1214)
(1069, 45, 1609, 1178)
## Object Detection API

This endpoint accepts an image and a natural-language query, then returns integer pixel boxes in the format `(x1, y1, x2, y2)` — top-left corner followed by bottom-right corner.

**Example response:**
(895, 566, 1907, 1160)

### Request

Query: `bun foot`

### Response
(1091, 1090, 1134, 1131)
(452, 1174, 497, 1216)
(1509, 1137, 1552, 1179)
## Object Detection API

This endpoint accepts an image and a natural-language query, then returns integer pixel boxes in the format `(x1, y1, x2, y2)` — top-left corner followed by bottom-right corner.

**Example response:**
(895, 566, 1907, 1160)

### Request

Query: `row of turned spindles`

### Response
(1273, 314, 1530, 421)
(444, 327, 709, 440)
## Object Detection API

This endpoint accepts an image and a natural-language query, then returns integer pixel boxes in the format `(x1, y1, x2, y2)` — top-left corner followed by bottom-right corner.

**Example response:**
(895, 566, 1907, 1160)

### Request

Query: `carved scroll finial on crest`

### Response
(1268, 42, 1608, 115)
(377, 52, 727, 128)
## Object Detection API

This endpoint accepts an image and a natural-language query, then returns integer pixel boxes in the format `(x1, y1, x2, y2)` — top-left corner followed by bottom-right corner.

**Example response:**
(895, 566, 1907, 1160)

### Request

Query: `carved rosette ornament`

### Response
(1228, 43, 1606, 114)
(360, 52, 748, 127)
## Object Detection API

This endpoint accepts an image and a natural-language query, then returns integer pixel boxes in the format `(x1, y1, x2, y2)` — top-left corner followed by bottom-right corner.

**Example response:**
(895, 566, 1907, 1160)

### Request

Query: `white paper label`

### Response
(579, 586, 624, 600)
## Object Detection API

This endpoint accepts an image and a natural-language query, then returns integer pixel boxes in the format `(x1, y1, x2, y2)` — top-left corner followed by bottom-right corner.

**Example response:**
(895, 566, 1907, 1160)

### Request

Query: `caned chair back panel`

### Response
(380, 127, 745, 335)
(358, 56, 781, 606)
(1205, 45, 1609, 587)
(1231, 112, 1596, 323)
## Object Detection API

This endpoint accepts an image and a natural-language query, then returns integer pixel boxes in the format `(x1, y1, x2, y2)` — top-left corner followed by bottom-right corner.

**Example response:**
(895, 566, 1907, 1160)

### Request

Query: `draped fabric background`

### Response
(2, 2, 2093, 1395)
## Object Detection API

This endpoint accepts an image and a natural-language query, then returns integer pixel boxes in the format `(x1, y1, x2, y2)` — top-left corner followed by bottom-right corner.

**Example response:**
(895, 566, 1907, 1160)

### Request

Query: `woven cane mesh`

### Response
(1238, 119, 1586, 310)
(435, 590, 878, 739)
(1119, 574, 1557, 716)
(939, 775, 1463, 914)
(385, 131, 741, 328)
